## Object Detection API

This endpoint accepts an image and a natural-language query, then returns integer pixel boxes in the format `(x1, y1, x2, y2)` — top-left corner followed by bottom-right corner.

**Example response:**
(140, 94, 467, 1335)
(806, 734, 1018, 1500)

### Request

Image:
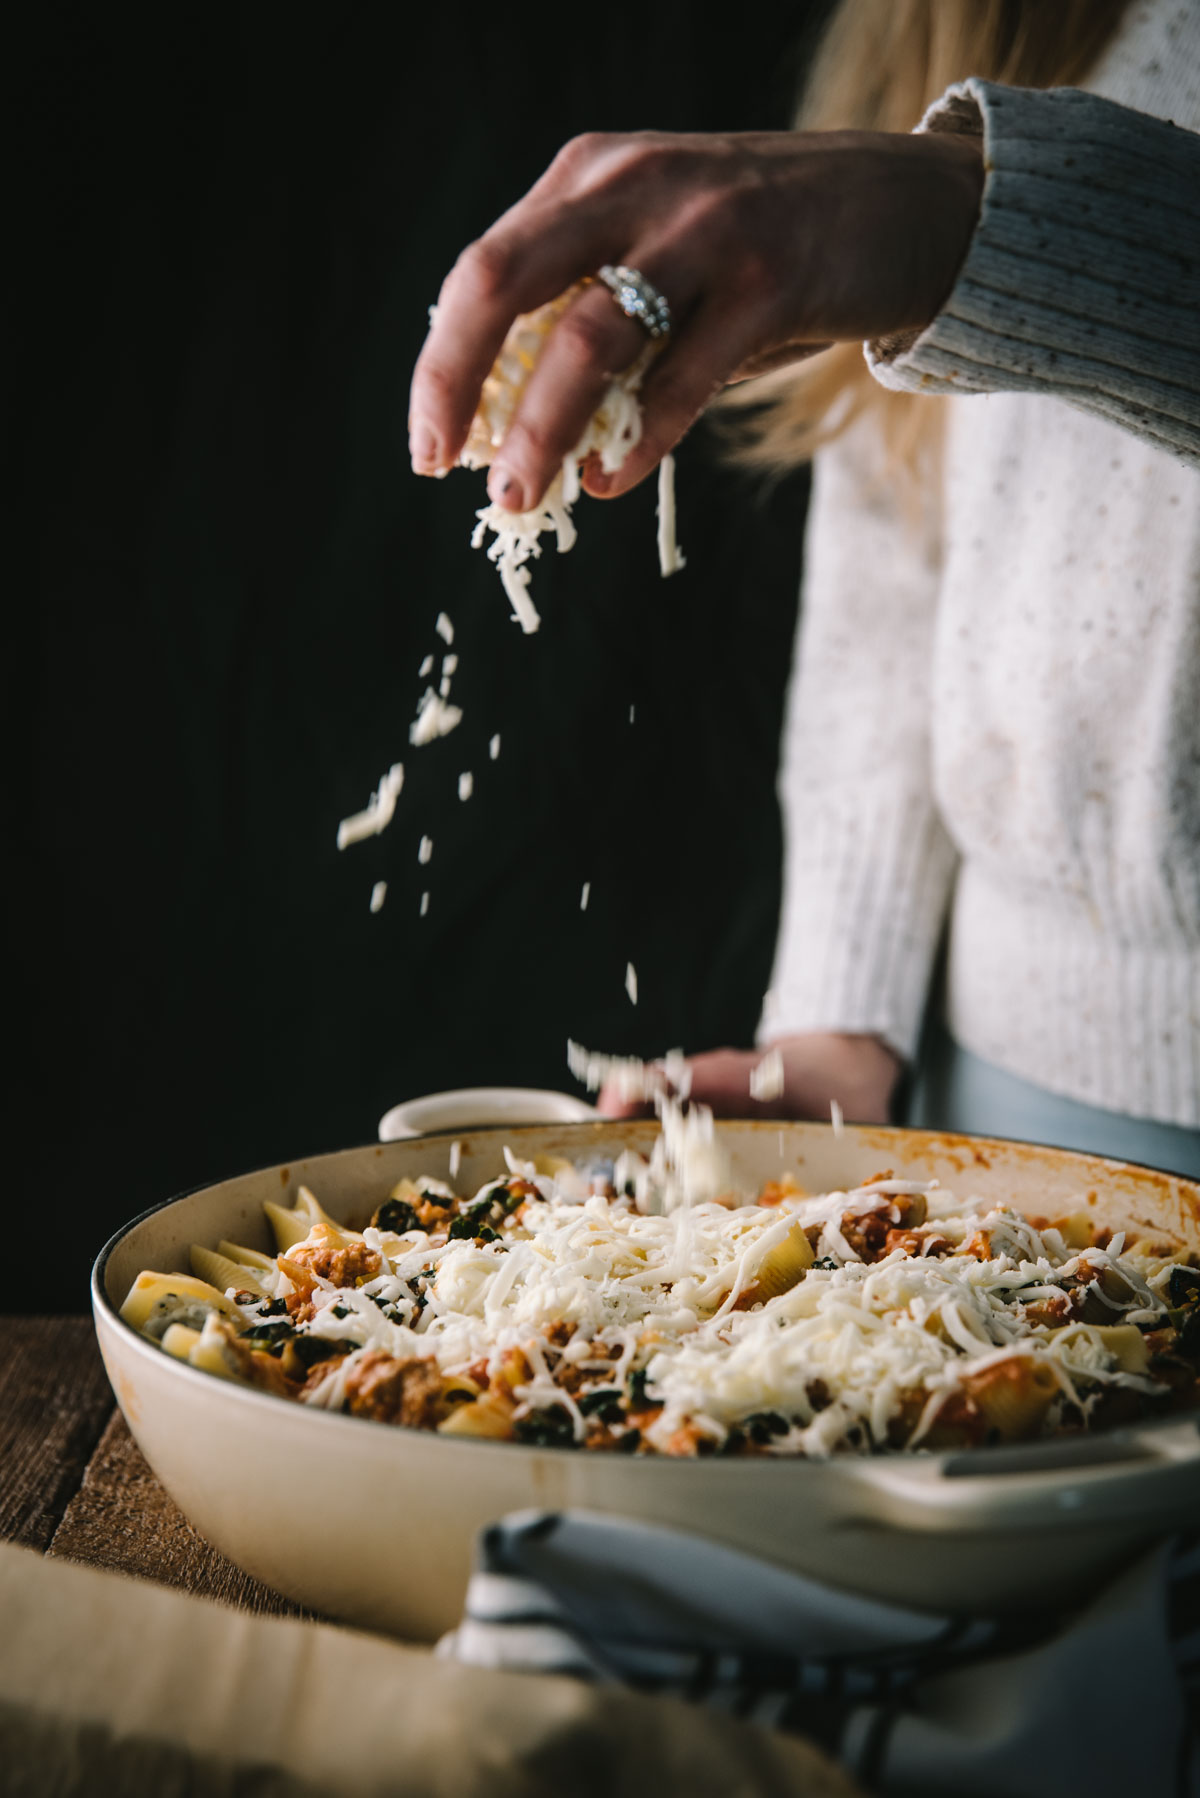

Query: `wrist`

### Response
(914, 131, 985, 327)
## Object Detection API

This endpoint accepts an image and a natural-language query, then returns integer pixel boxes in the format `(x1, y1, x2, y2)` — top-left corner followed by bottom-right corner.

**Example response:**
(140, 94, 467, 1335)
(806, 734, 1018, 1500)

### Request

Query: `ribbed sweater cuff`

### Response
(866, 80, 1200, 464)
(761, 793, 958, 1063)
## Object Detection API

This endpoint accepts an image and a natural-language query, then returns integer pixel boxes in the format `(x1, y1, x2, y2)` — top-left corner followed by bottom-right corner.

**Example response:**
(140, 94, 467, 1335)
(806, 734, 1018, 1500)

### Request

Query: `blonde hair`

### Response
(725, 0, 1130, 478)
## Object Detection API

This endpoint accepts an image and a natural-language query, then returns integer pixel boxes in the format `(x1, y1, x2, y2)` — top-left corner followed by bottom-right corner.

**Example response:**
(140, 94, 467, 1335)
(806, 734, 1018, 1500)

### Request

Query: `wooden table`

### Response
(0, 1316, 308, 1616)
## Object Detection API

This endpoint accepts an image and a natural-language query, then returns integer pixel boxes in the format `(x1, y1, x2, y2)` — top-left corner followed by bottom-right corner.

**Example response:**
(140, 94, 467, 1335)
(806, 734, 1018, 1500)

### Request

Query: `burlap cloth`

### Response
(0, 1543, 858, 1797)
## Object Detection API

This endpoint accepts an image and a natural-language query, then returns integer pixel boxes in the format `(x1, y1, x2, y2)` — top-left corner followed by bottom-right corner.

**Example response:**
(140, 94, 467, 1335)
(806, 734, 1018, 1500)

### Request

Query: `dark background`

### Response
(14, 7, 821, 1310)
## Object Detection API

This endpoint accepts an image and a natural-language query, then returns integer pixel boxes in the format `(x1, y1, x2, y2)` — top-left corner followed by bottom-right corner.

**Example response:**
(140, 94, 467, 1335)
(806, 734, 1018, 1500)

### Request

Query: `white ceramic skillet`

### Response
(93, 1122, 1200, 1641)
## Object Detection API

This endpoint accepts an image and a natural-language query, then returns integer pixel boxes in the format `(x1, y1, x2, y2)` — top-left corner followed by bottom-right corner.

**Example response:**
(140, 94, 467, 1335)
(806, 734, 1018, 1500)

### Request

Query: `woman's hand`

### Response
(597, 1032, 903, 1124)
(409, 129, 983, 511)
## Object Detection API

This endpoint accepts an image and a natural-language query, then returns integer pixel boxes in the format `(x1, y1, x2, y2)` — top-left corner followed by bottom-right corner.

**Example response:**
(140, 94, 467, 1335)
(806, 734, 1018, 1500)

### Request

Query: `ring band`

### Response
(597, 264, 671, 340)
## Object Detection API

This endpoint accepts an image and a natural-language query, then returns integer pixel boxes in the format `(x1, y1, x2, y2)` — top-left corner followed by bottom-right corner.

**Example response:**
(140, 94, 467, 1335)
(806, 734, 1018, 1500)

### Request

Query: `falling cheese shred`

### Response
(336, 763, 404, 850)
(749, 1049, 785, 1103)
(656, 452, 686, 576)
(410, 690, 463, 746)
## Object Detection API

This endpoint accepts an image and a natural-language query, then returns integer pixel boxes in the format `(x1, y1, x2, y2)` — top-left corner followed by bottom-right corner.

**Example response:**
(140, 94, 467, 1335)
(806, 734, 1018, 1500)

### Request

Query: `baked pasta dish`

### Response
(122, 1152, 1200, 1457)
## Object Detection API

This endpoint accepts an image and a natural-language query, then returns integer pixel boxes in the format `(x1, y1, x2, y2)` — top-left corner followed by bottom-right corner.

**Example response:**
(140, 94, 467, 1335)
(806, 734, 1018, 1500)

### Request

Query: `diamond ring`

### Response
(597, 264, 671, 340)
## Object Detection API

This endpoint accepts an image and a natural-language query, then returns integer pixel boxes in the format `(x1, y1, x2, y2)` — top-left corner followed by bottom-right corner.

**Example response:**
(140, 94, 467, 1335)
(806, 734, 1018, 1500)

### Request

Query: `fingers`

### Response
(484, 273, 682, 513)
(408, 211, 602, 477)
(409, 133, 746, 498)
(582, 294, 760, 499)
(409, 132, 651, 475)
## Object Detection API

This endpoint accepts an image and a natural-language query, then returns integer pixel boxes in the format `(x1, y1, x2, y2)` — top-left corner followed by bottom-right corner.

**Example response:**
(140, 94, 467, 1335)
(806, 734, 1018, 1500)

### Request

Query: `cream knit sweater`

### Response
(767, 0, 1200, 1127)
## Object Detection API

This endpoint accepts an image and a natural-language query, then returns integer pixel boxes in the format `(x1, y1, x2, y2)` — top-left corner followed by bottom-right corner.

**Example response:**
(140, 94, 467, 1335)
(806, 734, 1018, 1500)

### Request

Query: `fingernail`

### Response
(588, 469, 614, 497)
(410, 420, 441, 473)
(487, 467, 525, 511)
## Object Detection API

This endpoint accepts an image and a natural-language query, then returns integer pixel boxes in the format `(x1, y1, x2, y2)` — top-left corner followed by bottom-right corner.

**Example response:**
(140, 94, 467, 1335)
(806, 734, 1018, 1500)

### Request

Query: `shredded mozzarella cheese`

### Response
(336, 763, 404, 850)
(656, 452, 686, 576)
(749, 1049, 785, 1103)
(266, 1170, 1175, 1458)
(410, 690, 463, 745)
(459, 289, 679, 631)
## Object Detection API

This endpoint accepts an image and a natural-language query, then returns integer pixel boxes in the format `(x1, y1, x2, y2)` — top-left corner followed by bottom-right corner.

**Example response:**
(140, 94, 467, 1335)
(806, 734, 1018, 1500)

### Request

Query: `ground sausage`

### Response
(342, 1350, 444, 1427)
(289, 1237, 383, 1288)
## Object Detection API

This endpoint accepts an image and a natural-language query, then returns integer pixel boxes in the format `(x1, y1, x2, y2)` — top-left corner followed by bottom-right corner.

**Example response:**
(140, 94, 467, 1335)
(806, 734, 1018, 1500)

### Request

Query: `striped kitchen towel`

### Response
(439, 1511, 1199, 1797)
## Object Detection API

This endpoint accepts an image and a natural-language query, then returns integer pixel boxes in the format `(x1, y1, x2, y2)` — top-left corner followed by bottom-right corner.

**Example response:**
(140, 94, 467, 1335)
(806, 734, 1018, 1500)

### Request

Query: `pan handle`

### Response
(838, 1418, 1200, 1533)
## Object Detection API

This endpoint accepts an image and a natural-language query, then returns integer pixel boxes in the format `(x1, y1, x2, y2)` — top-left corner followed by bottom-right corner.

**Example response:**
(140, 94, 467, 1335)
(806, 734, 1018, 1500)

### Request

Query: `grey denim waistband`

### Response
(904, 1024, 1200, 1180)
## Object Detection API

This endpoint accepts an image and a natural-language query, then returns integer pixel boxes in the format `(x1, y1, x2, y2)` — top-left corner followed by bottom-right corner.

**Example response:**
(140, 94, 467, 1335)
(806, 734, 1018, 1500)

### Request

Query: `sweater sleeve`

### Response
(760, 421, 958, 1063)
(867, 80, 1200, 467)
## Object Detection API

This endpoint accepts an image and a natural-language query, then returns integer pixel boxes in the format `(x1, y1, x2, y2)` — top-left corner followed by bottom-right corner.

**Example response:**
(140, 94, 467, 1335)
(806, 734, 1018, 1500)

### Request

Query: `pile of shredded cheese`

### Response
(176, 1156, 1185, 1459)
(460, 289, 685, 632)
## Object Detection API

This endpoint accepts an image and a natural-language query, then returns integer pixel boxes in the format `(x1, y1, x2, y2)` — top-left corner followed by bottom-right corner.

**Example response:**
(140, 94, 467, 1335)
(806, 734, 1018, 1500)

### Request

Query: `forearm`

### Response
(869, 81, 1200, 466)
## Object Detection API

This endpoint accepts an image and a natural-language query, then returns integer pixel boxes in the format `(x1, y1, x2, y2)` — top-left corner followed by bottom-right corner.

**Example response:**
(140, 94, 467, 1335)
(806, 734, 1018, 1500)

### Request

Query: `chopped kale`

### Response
(579, 1387, 625, 1424)
(514, 1406, 577, 1449)
(257, 1297, 289, 1317)
(331, 1304, 351, 1319)
(449, 1186, 521, 1241)
(289, 1335, 357, 1371)
(1167, 1266, 1200, 1307)
(373, 1197, 419, 1234)
(447, 1210, 483, 1241)
(811, 1256, 839, 1271)
(627, 1367, 655, 1412)
(613, 1428, 640, 1453)
(369, 1293, 407, 1323)
(242, 1320, 294, 1351)
(408, 1269, 435, 1315)
(745, 1411, 789, 1444)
